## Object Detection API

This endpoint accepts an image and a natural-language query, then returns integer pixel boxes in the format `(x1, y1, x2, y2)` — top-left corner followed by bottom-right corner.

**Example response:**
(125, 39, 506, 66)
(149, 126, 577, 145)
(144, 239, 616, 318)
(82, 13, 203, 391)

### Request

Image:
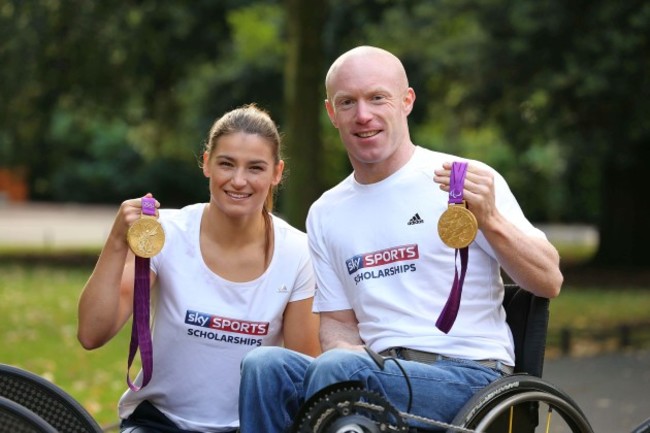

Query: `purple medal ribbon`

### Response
(127, 197, 155, 391)
(435, 162, 470, 334)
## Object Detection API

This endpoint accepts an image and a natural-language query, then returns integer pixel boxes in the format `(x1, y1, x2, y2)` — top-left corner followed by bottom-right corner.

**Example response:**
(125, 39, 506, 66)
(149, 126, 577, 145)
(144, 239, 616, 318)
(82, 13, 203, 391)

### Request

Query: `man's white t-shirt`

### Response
(308, 146, 546, 366)
(118, 203, 314, 432)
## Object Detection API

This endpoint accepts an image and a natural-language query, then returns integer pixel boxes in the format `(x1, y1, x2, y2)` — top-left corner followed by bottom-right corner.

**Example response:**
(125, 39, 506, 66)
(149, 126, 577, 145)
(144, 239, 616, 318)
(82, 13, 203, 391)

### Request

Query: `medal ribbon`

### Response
(436, 162, 469, 334)
(127, 197, 155, 391)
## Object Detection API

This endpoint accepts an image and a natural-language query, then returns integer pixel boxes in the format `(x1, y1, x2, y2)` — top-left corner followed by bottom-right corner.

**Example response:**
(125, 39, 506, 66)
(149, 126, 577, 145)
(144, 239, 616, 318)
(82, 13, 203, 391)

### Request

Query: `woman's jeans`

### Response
(238, 346, 503, 433)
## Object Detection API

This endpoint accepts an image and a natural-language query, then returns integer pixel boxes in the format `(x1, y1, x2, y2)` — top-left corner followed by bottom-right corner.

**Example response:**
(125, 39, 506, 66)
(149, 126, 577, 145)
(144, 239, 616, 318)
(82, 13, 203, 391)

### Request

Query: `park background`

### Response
(1, 1, 649, 431)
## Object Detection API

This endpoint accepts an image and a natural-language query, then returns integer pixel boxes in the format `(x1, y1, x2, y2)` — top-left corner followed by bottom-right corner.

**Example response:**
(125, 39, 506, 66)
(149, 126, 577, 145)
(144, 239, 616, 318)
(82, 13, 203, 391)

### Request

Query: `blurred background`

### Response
(1, 0, 649, 430)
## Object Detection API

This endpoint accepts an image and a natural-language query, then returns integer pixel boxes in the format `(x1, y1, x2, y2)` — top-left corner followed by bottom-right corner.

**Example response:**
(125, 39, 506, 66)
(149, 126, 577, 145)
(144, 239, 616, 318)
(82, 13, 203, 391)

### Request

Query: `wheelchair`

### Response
(290, 285, 650, 433)
(0, 363, 102, 433)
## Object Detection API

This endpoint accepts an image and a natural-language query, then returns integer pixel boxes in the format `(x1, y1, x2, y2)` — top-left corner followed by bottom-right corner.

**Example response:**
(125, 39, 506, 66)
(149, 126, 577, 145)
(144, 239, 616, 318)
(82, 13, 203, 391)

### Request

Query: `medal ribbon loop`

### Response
(436, 162, 470, 334)
(448, 162, 467, 205)
(127, 196, 157, 391)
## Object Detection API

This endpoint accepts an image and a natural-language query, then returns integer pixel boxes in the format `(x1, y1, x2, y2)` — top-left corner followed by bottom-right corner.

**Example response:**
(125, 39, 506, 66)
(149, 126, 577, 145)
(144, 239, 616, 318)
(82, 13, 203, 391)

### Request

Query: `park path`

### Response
(0, 202, 600, 249)
(544, 350, 650, 433)
(0, 202, 116, 248)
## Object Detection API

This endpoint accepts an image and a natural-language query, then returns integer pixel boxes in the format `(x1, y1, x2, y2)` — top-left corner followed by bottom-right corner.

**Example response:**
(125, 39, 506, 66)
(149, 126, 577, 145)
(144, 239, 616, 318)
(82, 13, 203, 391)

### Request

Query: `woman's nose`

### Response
(231, 168, 247, 187)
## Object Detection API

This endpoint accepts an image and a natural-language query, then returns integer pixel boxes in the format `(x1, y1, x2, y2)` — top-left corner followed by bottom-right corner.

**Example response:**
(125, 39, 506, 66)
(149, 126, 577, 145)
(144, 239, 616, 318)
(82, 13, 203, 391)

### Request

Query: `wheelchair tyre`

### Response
(449, 374, 594, 433)
(632, 417, 650, 433)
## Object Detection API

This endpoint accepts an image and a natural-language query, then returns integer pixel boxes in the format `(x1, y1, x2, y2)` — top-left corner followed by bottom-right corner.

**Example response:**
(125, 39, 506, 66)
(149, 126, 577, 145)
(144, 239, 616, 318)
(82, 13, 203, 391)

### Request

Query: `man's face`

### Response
(325, 53, 414, 173)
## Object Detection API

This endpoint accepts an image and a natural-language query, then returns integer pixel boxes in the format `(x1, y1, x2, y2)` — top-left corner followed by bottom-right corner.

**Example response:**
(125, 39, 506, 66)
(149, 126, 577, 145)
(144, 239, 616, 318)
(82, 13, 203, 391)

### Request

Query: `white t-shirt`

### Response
(308, 146, 546, 366)
(118, 203, 314, 432)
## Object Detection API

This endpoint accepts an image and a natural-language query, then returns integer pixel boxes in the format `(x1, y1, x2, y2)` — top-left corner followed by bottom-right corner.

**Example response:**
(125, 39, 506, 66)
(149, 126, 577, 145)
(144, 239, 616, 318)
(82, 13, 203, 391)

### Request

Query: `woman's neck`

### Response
(200, 204, 273, 282)
(203, 204, 266, 247)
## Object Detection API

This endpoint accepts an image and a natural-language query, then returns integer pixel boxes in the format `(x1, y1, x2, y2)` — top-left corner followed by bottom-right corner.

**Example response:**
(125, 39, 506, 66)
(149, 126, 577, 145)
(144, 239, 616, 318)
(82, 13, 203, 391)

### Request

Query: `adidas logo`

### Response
(407, 213, 424, 225)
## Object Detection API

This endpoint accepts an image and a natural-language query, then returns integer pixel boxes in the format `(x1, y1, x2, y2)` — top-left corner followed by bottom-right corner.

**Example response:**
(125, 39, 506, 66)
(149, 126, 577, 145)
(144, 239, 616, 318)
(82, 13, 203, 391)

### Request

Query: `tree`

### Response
(281, 0, 327, 229)
(0, 1, 285, 207)
(464, 0, 650, 267)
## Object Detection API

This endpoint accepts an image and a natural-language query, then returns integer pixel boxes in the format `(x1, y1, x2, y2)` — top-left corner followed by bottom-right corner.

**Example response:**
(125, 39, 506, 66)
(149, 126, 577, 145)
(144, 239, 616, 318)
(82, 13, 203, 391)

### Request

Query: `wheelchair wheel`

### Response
(631, 417, 650, 433)
(449, 374, 594, 433)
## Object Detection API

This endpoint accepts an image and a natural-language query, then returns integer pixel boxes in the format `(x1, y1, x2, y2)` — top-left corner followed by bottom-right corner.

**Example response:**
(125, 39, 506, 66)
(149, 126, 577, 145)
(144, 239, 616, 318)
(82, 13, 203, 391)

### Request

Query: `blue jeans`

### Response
(238, 347, 503, 433)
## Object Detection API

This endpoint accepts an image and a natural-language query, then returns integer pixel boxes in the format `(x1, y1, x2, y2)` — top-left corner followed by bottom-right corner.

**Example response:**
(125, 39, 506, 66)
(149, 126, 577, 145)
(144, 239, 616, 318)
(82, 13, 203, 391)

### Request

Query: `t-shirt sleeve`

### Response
(150, 208, 176, 276)
(307, 204, 353, 313)
(475, 166, 547, 257)
(288, 244, 316, 303)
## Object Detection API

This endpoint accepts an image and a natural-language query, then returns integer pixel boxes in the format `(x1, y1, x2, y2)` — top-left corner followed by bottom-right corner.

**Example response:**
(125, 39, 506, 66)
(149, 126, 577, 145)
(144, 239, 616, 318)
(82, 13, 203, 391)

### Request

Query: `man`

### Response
(238, 45, 562, 432)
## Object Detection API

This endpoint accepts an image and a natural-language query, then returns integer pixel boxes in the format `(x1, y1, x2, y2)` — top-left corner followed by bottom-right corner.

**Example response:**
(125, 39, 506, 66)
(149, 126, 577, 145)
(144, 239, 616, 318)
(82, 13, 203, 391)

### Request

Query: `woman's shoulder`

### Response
(160, 202, 204, 219)
(271, 213, 305, 235)
(271, 214, 308, 247)
(159, 203, 205, 233)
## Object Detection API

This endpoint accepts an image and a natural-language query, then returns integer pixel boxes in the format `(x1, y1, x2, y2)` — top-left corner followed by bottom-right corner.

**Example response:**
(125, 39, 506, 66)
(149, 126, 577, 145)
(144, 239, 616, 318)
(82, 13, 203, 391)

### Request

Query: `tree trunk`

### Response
(282, 0, 327, 230)
(592, 140, 649, 267)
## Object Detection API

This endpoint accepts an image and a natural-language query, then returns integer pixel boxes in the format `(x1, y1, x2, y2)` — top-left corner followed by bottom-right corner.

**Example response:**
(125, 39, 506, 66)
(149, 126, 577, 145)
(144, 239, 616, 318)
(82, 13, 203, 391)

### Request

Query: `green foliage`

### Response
(229, 4, 285, 68)
(1, 0, 649, 263)
(463, 0, 650, 222)
(0, 1, 284, 204)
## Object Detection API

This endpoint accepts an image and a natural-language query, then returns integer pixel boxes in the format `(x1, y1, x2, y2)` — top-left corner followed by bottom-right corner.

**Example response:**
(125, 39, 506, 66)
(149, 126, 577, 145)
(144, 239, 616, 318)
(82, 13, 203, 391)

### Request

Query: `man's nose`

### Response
(355, 101, 373, 123)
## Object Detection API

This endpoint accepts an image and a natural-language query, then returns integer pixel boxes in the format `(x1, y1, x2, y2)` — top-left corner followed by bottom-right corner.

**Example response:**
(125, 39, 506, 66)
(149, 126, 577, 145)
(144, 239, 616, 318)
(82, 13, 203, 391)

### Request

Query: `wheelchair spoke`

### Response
(508, 405, 513, 433)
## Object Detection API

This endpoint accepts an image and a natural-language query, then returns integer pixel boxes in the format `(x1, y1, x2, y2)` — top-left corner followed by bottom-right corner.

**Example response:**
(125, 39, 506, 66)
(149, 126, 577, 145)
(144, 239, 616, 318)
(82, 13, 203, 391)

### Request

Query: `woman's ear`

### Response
(202, 151, 210, 178)
(272, 160, 285, 186)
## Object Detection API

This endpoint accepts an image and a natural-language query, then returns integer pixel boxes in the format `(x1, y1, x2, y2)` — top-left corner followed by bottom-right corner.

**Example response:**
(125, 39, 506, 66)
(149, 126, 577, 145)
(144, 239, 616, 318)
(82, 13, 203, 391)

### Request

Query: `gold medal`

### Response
(127, 215, 165, 258)
(437, 202, 478, 249)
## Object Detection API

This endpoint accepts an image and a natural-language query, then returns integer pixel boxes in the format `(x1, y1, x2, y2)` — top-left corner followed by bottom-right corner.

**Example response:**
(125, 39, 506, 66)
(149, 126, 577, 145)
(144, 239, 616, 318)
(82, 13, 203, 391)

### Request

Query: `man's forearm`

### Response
(319, 314, 364, 351)
(485, 214, 563, 298)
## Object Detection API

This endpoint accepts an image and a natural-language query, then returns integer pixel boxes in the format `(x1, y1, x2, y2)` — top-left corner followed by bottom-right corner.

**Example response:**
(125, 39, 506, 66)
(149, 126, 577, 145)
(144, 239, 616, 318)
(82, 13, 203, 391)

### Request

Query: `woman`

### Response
(77, 104, 320, 432)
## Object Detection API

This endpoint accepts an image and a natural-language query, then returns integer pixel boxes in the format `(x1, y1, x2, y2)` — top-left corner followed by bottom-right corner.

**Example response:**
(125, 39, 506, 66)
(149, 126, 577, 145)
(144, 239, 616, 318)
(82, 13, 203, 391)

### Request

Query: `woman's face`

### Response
(203, 131, 283, 219)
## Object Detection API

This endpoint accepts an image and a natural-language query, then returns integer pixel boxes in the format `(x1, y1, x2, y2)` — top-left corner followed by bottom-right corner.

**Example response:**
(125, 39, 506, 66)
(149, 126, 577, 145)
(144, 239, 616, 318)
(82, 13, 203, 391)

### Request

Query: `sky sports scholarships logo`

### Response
(185, 310, 269, 347)
(345, 244, 418, 284)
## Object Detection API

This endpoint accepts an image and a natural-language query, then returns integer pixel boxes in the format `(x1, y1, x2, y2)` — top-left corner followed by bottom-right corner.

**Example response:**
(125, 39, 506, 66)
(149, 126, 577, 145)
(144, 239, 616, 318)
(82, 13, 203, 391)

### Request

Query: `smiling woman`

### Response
(76, 104, 321, 433)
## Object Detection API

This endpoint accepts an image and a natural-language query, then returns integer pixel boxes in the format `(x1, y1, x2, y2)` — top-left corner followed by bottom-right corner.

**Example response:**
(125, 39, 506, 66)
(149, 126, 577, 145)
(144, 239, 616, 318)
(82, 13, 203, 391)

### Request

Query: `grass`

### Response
(1, 257, 649, 428)
(549, 288, 650, 332)
(0, 263, 129, 427)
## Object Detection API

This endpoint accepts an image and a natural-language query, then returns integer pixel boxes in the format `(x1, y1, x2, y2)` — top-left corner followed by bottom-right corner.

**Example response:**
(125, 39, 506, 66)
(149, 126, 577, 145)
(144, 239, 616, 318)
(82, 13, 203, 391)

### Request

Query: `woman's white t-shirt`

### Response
(118, 203, 314, 432)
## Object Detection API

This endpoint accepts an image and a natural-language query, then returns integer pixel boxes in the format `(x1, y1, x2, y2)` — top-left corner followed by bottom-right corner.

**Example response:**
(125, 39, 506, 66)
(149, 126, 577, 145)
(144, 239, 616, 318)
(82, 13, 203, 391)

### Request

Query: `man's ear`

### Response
(325, 99, 338, 128)
(403, 88, 416, 116)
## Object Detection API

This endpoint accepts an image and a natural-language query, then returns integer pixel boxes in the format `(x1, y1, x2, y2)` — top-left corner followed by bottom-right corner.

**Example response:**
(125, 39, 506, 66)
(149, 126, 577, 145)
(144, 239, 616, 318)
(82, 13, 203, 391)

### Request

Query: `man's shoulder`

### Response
(413, 146, 459, 164)
(413, 146, 497, 173)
